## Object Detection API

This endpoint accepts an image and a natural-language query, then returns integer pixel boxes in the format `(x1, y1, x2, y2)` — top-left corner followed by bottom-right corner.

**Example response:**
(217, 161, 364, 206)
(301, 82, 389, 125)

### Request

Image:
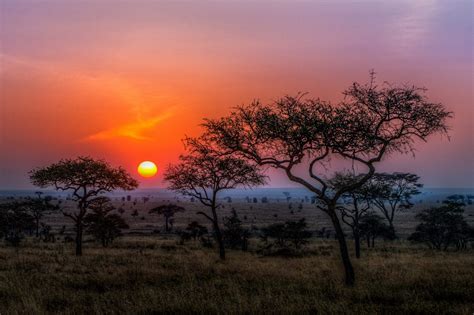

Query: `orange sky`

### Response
(0, 1, 472, 188)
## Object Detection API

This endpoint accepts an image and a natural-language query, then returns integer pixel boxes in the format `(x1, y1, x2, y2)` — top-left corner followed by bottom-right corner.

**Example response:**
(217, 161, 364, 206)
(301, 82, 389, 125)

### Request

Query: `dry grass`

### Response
(0, 237, 473, 314)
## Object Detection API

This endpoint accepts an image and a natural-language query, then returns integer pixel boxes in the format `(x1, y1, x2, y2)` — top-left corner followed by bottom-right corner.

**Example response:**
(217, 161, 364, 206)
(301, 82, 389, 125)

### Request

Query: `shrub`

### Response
(408, 201, 473, 250)
(261, 218, 312, 251)
(223, 210, 249, 251)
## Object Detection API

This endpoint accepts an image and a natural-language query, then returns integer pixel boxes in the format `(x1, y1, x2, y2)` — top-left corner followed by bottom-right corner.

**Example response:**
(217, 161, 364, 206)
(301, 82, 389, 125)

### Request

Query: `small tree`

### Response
(23, 192, 59, 237)
(408, 201, 471, 250)
(185, 221, 208, 241)
(331, 173, 372, 258)
(30, 157, 138, 256)
(359, 212, 391, 248)
(223, 209, 249, 251)
(84, 197, 129, 247)
(164, 137, 265, 260)
(261, 218, 312, 251)
(149, 204, 185, 232)
(0, 202, 35, 247)
(369, 173, 422, 237)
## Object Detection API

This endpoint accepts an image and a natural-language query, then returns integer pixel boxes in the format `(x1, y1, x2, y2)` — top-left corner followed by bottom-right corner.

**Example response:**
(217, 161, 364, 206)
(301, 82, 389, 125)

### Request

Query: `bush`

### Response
(0, 202, 35, 247)
(223, 210, 249, 251)
(358, 212, 392, 248)
(408, 201, 473, 250)
(84, 199, 129, 247)
(260, 218, 312, 252)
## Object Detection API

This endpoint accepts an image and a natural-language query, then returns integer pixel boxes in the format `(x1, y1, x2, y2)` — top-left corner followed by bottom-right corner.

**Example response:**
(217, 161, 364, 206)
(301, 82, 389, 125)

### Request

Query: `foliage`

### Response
(164, 136, 266, 259)
(223, 209, 249, 251)
(203, 73, 451, 284)
(408, 201, 473, 250)
(358, 212, 392, 248)
(84, 197, 129, 247)
(331, 172, 373, 257)
(21, 192, 60, 237)
(29, 156, 137, 255)
(0, 202, 35, 246)
(149, 204, 185, 232)
(261, 218, 312, 252)
(368, 172, 422, 237)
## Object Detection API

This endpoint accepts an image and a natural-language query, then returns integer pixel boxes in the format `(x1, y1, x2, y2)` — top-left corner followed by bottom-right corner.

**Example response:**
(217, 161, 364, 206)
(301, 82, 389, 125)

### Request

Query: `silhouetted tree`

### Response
(149, 204, 185, 232)
(23, 192, 59, 237)
(0, 202, 35, 246)
(359, 212, 391, 248)
(408, 201, 472, 250)
(331, 173, 372, 258)
(84, 197, 129, 247)
(185, 221, 208, 241)
(203, 73, 450, 284)
(369, 173, 422, 238)
(223, 209, 249, 251)
(29, 157, 138, 256)
(261, 218, 312, 251)
(164, 137, 265, 260)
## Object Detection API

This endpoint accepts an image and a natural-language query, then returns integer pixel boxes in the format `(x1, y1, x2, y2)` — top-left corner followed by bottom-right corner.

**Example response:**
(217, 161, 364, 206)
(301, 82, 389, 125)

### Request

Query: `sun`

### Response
(137, 161, 157, 178)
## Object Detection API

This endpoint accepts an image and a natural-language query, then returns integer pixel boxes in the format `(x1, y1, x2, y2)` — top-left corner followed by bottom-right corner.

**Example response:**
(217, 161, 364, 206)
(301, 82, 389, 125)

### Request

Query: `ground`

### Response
(0, 237, 473, 314)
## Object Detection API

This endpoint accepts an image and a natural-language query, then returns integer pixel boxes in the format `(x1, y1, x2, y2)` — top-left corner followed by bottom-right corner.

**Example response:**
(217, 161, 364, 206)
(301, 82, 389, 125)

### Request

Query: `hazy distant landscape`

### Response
(2, 188, 474, 237)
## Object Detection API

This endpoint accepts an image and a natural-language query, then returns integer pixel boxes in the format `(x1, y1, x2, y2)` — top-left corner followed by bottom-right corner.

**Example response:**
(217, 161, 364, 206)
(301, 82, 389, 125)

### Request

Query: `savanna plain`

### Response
(0, 189, 473, 314)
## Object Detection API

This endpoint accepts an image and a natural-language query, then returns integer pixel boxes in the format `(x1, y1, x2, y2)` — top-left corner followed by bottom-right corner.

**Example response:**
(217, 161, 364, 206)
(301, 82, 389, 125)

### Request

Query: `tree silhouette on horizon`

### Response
(202, 73, 451, 285)
(29, 156, 138, 256)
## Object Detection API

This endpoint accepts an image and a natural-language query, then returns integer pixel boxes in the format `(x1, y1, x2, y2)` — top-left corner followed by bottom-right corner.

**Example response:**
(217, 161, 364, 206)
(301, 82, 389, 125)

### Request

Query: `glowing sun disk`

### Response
(138, 161, 157, 178)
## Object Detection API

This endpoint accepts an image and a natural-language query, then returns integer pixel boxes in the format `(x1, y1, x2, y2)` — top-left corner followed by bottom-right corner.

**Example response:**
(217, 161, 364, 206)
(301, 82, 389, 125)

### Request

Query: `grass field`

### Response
(0, 237, 473, 314)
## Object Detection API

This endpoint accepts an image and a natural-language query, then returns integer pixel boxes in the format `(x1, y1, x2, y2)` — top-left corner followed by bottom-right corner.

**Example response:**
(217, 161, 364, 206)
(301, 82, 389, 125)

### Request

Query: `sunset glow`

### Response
(0, 1, 472, 189)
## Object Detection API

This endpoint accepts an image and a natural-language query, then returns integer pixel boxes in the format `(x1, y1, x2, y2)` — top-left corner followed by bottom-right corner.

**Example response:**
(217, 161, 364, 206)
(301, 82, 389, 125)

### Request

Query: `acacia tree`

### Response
(30, 157, 138, 256)
(84, 196, 129, 247)
(331, 173, 374, 258)
(369, 172, 422, 237)
(164, 137, 266, 260)
(0, 202, 35, 246)
(203, 74, 450, 285)
(23, 192, 59, 237)
(149, 204, 185, 232)
(408, 201, 471, 250)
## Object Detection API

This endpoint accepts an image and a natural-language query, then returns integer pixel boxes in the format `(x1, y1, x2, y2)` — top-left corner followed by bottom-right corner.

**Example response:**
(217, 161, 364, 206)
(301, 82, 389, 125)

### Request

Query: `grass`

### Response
(0, 237, 473, 314)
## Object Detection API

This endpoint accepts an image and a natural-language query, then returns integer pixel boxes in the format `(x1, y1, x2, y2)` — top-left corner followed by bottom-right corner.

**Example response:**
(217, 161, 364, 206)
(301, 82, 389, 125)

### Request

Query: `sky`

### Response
(0, 0, 472, 189)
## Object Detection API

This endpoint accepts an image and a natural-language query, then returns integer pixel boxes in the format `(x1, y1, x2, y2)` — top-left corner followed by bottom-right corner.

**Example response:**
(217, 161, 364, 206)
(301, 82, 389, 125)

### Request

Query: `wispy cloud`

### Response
(1, 54, 176, 142)
(83, 110, 173, 141)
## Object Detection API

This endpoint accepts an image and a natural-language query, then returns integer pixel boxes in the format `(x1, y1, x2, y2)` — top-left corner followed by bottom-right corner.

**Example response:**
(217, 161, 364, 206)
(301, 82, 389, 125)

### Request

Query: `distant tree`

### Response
(445, 194, 466, 205)
(359, 212, 391, 248)
(331, 173, 372, 258)
(0, 202, 35, 246)
(223, 209, 249, 251)
(22, 192, 59, 237)
(204, 73, 450, 284)
(369, 173, 422, 238)
(149, 204, 185, 232)
(185, 221, 208, 241)
(164, 137, 265, 260)
(84, 197, 129, 247)
(261, 218, 312, 251)
(29, 157, 138, 256)
(408, 201, 472, 250)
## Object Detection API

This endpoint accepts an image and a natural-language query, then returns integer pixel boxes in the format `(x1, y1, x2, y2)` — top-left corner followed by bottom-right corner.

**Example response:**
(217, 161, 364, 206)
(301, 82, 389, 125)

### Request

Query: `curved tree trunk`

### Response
(214, 223, 226, 260)
(329, 207, 355, 286)
(210, 204, 225, 260)
(75, 223, 83, 256)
